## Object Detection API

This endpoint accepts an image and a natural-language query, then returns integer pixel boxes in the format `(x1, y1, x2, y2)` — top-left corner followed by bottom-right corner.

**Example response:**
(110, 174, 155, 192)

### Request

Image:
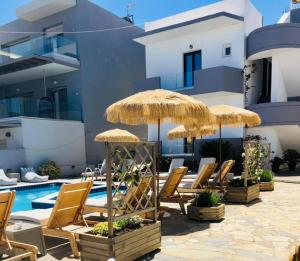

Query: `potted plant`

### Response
(259, 170, 274, 191)
(77, 216, 161, 261)
(226, 178, 260, 203)
(271, 157, 283, 173)
(283, 149, 299, 172)
(187, 191, 225, 221)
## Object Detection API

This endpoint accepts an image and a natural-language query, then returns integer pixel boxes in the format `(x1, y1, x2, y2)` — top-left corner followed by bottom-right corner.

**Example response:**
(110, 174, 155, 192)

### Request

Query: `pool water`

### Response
(8, 183, 108, 212)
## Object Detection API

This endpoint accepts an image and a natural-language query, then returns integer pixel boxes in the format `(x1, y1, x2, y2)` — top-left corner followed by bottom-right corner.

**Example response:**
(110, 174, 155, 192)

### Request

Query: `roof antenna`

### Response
(124, 3, 136, 24)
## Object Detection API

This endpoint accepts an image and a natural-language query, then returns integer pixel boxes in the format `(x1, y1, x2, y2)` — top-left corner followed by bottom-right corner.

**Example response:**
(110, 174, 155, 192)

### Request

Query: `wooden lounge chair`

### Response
(290, 245, 300, 261)
(209, 160, 235, 187)
(12, 181, 93, 258)
(42, 181, 93, 257)
(84, 175, 153, 215)
(0, 191, 38, 261)
(159, 167, 191, 215)
(177, 163, 218, 193)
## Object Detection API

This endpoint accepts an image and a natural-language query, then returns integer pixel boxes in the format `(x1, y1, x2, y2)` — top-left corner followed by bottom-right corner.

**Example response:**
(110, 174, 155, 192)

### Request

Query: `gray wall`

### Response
(248, 102, 300, 126)
(0, 0, 147, 165)
(247, 23, 300, 58)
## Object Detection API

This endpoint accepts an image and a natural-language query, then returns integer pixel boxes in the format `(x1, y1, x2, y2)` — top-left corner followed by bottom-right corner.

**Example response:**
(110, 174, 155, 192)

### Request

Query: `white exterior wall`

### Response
(21, 118, 86, 176)
(146, 23, 245, 85)
(246, 126, 283, 158)
(0, 127, 23, 149)
(271, 56, 287, 102)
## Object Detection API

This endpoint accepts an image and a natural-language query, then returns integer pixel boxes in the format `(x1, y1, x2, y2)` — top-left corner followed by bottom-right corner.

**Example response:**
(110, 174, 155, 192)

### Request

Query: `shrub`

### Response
(92, 216, 142, 237)
(39, 161, 60, 179)
(192, 191, 220, 207)
(283, 149, 300, 172)
(260, 170, 274, 182)
(229, 178, 255, 187)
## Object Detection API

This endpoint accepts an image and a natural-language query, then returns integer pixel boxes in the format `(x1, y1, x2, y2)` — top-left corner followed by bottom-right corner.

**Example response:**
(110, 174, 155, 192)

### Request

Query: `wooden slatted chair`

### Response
(0, 191, 38, 261)
(84, 175, 153, 215)
(177, 163, 218, 193)
(159, 167, 190, 214)
(290, 245, 300, 261)
(210, 160, 235, 186)
(42, 181, 93, 258)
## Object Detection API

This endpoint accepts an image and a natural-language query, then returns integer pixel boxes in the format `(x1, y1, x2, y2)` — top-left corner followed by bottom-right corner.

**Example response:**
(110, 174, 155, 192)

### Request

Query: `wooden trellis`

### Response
(105, 142, 157, 238)
(243, 140, 271, 187)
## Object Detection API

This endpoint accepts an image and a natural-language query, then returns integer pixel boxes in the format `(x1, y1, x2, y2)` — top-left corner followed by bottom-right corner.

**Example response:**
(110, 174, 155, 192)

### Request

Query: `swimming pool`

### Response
(1, 183, 110, 212)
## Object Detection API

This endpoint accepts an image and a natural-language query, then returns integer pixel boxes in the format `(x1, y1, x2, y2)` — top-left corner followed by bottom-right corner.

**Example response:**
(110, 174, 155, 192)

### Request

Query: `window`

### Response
(223, 43, 231, 57)
(43, 23, 64, 54)
(184, 50, 202, 87)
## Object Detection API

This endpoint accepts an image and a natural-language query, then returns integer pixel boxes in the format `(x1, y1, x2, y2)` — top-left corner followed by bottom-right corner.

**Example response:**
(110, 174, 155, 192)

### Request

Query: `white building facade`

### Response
(134, 0, 262, 156)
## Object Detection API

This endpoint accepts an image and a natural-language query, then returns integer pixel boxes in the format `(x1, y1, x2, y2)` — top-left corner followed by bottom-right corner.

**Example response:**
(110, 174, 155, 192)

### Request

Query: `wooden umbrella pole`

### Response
(219, 122, 222, 189)
(157, 119, 161, 206)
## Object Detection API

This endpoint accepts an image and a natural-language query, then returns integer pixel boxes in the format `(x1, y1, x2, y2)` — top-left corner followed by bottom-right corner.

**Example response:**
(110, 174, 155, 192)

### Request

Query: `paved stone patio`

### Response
(39, 182, 299, 261)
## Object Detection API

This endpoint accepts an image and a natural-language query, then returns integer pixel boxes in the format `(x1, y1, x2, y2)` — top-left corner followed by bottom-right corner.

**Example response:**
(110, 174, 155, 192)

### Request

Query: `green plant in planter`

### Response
(39, 161, 60, 179)
(259, 170, 274, 182)
(229, 178, 256, 187)
(283, 149, 300, 172)
(92, 216, 142, 237)
(192, 191, 220, 207)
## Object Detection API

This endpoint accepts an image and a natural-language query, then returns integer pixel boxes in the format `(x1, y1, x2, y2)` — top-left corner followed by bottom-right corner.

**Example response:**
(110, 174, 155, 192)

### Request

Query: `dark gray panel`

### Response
(180, 66, 243, 95)
(247, 23, 300, 58)
(133, 77, 161, 93)
(291, 9, 300, 23)
(138, 12, 244, 38)
(248, 102, 300, 126)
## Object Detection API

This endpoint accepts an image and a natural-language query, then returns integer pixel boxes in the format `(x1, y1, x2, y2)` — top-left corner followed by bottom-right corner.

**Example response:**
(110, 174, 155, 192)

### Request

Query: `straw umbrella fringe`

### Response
(106, 89, 215, 197)
(167, 125, 217, 141)
(210, 105, 261, 188)
(95, 129, 140, 142)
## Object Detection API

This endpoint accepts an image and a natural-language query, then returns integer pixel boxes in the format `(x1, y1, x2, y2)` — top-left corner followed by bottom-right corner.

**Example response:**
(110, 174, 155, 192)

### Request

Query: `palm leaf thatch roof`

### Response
(210, 104, 261, 127)
(95, 129, 140, 142)
(106, 89, 214, 125)
(167, 125, 217, 140)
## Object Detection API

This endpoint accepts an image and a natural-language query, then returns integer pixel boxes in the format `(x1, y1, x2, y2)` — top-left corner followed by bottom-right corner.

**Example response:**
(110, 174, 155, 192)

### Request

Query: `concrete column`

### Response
(271, 56, 287, 102)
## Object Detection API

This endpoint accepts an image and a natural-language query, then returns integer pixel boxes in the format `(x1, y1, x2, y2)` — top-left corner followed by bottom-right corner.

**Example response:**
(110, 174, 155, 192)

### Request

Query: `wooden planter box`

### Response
(187, 203, 225, 221)
(226, 183, 260, 203)
(78, 221, 161, 261)
(259, 181, 274, 191)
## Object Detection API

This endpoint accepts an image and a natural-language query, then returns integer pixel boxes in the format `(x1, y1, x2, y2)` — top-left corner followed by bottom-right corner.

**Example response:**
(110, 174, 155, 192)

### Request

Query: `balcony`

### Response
(248, 102, 300, 126)
(0, 35, 79, 84)
(0, 97, 82, 121)
(17, 0, 76, 22)
(134, 66, 243, 95)
(247, 23, 300, 60)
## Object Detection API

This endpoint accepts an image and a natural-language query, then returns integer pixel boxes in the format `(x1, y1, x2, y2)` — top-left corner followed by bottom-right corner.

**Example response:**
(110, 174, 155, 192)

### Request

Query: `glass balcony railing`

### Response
(0, 35, 78, 64)
(159, 72, 195, 91)
(0, 97, 82, 121)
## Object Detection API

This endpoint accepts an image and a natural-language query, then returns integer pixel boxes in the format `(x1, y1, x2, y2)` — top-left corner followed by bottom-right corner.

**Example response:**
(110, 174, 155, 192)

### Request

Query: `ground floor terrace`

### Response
(33, 180, 299, 261)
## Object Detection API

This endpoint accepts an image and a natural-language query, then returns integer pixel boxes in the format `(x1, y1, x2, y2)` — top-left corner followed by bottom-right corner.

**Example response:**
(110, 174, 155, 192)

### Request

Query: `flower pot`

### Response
(77, 221, 161, 261)
(288, 163, 296, 172)
(226, 183, 260, 203)
(187, 204, 225, 221)
(259, 180, 274, 191)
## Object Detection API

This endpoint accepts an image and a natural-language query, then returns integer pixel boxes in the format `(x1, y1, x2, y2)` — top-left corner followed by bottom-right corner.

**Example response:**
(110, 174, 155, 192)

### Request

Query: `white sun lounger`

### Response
(0, 169, 17, 186)
(20, 168, 49, 183)
(159, 158, 184, 180)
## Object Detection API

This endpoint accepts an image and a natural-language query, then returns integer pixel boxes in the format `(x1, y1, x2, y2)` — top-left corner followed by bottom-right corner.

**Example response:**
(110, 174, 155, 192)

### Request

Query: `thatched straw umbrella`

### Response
(106, 89, 214, 193)
(167, 125, 217, 141)
(95, 129, 140, 142)
(167, 124, 217, 169)
(210, 104, 261, 187)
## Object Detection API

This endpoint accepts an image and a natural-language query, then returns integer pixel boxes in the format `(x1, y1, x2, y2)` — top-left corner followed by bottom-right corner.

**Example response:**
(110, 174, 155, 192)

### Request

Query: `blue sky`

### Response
(0, 0, 293, 27)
